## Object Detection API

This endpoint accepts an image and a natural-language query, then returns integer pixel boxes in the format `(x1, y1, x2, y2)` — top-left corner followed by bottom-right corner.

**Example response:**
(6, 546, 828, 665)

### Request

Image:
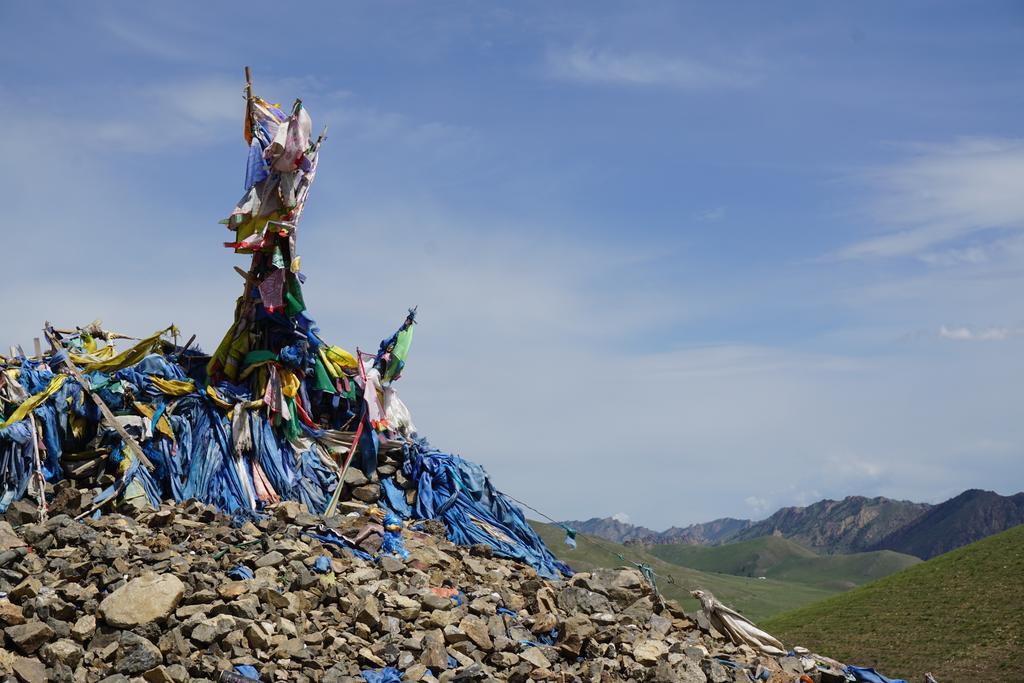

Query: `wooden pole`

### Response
(43, 326, 155, 471)
(27, 417, 48, 523)
(324, 348, 370, 518)
(243, 66, 253, 142)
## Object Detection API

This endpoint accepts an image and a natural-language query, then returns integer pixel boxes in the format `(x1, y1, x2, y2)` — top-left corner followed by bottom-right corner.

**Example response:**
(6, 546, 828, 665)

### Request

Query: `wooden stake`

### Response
(324, 348, 370, 518)
(243, 66, 254, 143)
(43, 326, 155, 471)
(27, 417, 48, 523)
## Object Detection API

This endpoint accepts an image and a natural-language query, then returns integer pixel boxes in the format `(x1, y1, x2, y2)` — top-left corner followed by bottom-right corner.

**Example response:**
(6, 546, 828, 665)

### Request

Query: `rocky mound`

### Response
(0, 493, 796, 683)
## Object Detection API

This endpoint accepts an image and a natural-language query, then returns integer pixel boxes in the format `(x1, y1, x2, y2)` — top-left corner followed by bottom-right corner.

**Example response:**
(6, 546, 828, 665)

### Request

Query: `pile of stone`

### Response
(0, 491, 796, 683)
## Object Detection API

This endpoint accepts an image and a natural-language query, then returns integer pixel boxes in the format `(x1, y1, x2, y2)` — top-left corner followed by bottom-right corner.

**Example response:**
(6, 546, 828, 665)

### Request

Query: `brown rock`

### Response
(558, 614, 596, 656)
(634, 639, 669, 665)
(142, 666, 175, 683)
(11, 655, 46, 683)
(420, 629, 449, 670)
(217, 581, 249, 599)
(0, 602, 25, 626)
(8, 579, 40, 604)
(519, 647, 550, 669)
(5, 622, 54, 655)
(351, 485, 380, 503)
(355, 595, 381, 628)
(459, 616, 493, 651)
(70, 614, 95, 643)
(0, 522, 25, 552)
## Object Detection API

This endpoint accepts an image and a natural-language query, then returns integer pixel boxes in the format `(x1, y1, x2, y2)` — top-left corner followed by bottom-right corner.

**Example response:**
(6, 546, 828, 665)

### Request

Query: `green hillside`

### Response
(763, 524, 1024, 681)
(649, 536, 816, 575)
(530, 521, 832, 622)
(649, 536, 921, 590)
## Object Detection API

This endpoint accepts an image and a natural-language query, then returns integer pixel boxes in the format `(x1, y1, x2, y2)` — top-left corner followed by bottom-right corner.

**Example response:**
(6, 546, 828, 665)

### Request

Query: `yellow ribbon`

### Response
(0, 374, 68, 428)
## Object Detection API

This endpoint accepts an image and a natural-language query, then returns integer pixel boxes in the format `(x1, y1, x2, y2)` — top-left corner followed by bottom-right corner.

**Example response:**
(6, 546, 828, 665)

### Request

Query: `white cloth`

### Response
(691, 590, 786, 656)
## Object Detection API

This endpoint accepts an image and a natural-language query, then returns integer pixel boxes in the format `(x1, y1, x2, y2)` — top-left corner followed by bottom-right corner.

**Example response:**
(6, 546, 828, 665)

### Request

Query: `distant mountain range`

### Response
(563, 488, 1024, 559)
(563, 516, 753, 546)
(867, 489, 1024, 559)
(731, 496, 930, 554)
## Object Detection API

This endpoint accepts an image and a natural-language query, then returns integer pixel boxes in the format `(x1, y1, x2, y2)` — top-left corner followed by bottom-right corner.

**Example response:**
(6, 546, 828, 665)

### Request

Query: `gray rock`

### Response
(255, 550, 285, 568)
(116, 631, 163, 675)
(190, 614, 236, 645)
(421, 592, 453, 611)
(343, 468, 369, 487)
(556, 586, 613, 615)
(98, 572, 184, 628)
(40, 637, 83, 668)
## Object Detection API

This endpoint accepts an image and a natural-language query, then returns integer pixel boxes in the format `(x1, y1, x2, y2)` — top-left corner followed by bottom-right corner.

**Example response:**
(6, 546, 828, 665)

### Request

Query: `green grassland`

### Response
(648, 535, 921, 590)
(762, 524, 1024, 680)
(530, 521, 833, 622)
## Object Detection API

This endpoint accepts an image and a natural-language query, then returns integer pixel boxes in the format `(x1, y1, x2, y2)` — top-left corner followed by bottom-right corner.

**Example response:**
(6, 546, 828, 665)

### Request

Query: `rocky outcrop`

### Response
(732, 497, 931, 554)
(0, 498, 795, 682)
(869, 489, 1024, 559)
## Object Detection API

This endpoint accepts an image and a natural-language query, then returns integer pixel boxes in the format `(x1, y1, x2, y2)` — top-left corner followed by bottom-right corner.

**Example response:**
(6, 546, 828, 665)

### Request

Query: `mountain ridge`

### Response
(566, 489, 1024, 558)
(868, 488, 1024, 559)
(563, 516, 754, 546)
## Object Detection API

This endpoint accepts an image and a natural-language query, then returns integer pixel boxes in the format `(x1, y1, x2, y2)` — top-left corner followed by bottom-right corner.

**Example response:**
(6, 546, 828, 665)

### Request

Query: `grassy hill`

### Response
(530, 521, 833, 622)
(762, 524, 1024, 680)
(649, 536, 921, 590)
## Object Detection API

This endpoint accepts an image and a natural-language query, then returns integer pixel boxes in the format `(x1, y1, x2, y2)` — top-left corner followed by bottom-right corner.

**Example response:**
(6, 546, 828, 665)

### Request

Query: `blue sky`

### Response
(3, 2, 1023, 527)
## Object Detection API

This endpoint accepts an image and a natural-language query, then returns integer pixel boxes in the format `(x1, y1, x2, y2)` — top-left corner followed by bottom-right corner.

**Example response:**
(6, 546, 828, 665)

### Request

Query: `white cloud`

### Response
(744, 497, 769, 515)
(918, 245, 990, 266)
(695, 207, 726, 222)
(546, 46, 753, 89)
(101, 15, 201, 62)
(939, 325, 1015, 341)
(837, 137, 1024, 260)
(3, 56, 1022, 531)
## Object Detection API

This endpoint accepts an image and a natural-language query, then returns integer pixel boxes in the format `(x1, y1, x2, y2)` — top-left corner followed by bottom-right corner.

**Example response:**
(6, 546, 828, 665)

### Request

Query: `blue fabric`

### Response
(304, 528, 374, 562)
(360, 667, 404, 683)
(400, 440, 571, 579)
(0, 422, 34, 512)
(379, 477, 413, 518)
(17, 359, 53, 395)
(845, 666, 908, 683)
(32, 403, 64, 480)
(234, 664, 260, 680)
(0, 333, 568, 583)
(358, 418, 378, 476)
(313, 555, 332, 573)
(380, 512, 410, 561)
(226, 564, 255, 580)
(293, 447, 336, 514)
(244, 138, 269, 190)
